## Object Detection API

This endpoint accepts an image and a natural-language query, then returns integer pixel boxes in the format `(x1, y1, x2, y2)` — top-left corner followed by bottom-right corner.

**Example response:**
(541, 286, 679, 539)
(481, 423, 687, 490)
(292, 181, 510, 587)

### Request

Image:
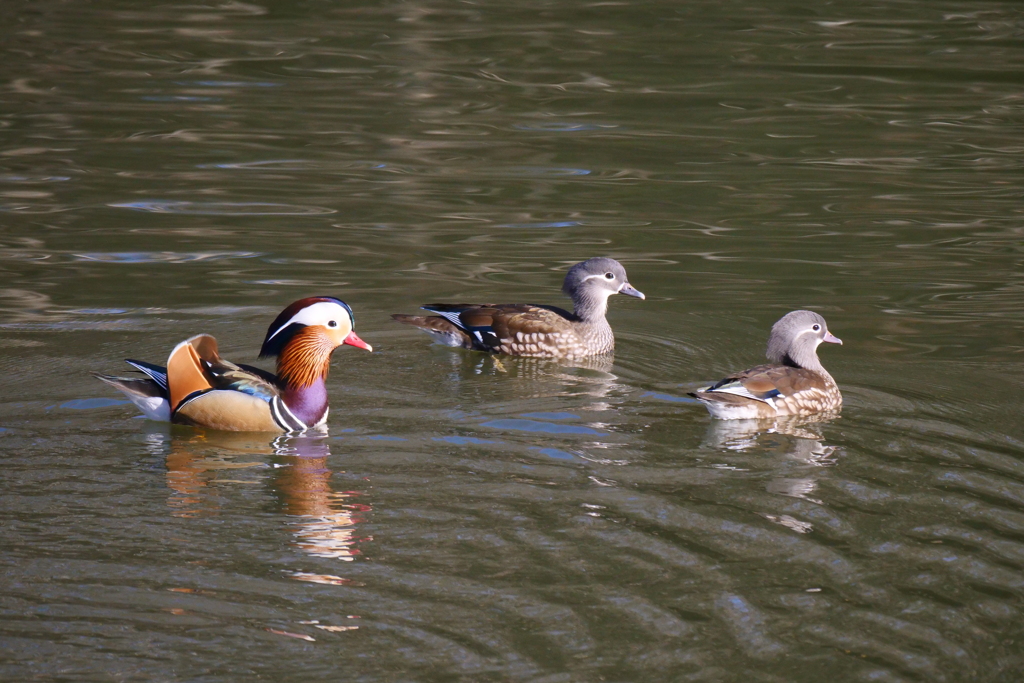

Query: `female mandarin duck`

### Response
(93, 297, 372, 432)
(690, 310, 843, 419)
(391, 257, 644, 360)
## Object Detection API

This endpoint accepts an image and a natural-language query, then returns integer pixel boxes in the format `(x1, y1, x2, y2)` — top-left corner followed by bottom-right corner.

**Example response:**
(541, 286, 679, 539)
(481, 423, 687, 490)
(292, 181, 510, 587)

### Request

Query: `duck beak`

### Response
(618, 283, 645, 300)
(343, 331, 373, 352)
(823, 332, 842, 345)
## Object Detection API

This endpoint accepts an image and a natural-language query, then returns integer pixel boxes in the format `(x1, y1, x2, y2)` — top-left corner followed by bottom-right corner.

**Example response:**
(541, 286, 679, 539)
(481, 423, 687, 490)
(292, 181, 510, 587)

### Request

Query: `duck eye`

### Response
(812, 324, 821, 331)
(327, 320, 338, 328)
(604, 272, 615, 280)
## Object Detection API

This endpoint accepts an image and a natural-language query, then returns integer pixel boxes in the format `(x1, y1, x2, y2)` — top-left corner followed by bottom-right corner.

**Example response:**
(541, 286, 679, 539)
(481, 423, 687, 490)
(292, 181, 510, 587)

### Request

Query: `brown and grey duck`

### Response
(391, 257, 644, 360)
(690, 310, 843, 419)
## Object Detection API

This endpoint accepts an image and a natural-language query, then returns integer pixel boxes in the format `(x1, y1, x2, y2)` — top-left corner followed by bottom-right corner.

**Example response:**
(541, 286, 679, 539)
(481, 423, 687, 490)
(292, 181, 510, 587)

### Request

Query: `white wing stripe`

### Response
(709, 382, 769, 404)
(126, 361, 169, 390)
(434, 310, 466, 330)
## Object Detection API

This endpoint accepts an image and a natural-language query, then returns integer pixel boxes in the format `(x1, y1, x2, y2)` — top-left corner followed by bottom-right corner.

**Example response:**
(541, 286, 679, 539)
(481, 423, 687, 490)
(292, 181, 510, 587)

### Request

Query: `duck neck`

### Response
(779, 343, 830, 381)
(572, 289, 611, 324)
(276, 332, 334, 427)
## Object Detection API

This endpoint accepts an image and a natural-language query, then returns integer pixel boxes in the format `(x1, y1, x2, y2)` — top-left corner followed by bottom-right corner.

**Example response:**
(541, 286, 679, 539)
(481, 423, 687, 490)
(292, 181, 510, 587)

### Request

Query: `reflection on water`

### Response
(158, 429, 369, 564)
(439, 353, 637, 460)
(704, 415, 839, 463)
(703, 416, 841, 532)
(438, 351, 620, 402)
(271, 434, 370, 563)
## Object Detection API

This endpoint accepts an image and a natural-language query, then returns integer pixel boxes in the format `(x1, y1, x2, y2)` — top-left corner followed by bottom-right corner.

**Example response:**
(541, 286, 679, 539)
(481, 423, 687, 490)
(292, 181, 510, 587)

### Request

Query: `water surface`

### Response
(2, 1, 1024, 680)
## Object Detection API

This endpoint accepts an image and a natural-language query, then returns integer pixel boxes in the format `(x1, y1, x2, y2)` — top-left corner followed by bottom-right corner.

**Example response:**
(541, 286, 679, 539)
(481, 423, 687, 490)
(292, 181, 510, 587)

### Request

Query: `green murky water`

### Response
(2, 1, 1023, 680)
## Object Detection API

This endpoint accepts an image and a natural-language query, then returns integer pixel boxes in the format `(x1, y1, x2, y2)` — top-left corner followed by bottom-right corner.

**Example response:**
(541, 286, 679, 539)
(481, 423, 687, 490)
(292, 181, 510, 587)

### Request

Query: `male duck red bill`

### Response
(690, 310, 843, 420)
(94, 297, 372, 432)
(391, 257, 644, 360)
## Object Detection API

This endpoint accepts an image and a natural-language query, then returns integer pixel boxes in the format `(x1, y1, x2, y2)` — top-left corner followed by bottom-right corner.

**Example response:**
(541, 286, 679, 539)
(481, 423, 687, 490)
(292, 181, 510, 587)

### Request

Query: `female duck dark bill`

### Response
(391, 257, 644, 360)
(690, 310, 843, 420)
(93, 297, 372, 432)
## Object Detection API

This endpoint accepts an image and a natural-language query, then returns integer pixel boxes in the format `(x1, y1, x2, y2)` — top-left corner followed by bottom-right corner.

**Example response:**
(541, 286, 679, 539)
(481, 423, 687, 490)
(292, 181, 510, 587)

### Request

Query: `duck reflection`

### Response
(703, 415, 840, 507)
(444, 351, 619, 400)
(270, 433, 369, 562)
(163, 429, 269, 517)
(160, 429, 369, 561)
(447, 352, 631, 436)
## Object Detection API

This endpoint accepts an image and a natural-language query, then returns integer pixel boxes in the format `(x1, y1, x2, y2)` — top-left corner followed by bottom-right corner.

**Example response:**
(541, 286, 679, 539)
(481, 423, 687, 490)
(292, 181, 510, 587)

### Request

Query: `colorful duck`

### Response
(690, 310, 843, 419)
(94, 297, 371, 432)
(391, 257, 644, 359)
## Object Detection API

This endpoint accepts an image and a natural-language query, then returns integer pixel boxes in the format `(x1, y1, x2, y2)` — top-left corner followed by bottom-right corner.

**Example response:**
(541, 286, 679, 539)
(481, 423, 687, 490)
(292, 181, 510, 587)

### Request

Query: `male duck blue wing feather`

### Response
(201, 356, 280, 401)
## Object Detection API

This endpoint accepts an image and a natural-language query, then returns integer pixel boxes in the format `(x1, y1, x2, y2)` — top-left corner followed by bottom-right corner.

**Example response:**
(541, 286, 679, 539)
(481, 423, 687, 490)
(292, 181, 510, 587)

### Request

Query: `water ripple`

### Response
(108, 201, 336, 215)
(72, 251, 262, 263)
(513, 122, 619, 132)
(480, 419, 605, 435)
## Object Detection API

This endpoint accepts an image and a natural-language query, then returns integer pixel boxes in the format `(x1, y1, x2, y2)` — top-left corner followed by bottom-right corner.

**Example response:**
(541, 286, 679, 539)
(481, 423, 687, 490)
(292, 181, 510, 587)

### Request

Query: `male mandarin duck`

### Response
(391, 257, 644, 359)
(93, 297, 372, 432)
(690, 310, 843, 419)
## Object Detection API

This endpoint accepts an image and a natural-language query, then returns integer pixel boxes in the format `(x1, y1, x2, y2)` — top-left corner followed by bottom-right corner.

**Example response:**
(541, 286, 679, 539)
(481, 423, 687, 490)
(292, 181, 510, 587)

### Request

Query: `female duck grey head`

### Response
(562, 257, 644, 299)
(766, 310, 842, 372)
(561, 257, 644, 321)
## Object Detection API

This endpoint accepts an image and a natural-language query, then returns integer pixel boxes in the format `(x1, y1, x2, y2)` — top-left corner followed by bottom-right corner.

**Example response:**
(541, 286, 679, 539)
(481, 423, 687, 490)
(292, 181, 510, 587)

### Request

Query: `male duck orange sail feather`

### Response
(93, 297, 372, 432)
(690, 310, 843, 420)
(391, 257, 644, 360)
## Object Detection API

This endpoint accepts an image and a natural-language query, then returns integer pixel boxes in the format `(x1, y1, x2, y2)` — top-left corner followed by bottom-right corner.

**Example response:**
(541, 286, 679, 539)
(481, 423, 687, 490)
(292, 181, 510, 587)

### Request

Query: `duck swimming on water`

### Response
(391, 257, 644, 360)
(94, 297, 372, 432)
(690, 310, 843, 420)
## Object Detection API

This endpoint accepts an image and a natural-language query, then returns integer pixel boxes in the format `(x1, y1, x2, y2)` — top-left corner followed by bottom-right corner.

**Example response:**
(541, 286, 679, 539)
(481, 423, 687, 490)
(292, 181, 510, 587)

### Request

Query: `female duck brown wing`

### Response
(700, 366, 827, 403)
(692, 364, 840, 420)
(702, 364, 828, 402)
(393, 303, 574, 353)
(458, 304, 574, 351)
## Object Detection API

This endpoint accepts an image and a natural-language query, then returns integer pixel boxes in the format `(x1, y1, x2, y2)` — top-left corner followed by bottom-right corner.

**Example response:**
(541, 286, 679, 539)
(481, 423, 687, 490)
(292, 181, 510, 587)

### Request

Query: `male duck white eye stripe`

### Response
(267, 301, 352, 341)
